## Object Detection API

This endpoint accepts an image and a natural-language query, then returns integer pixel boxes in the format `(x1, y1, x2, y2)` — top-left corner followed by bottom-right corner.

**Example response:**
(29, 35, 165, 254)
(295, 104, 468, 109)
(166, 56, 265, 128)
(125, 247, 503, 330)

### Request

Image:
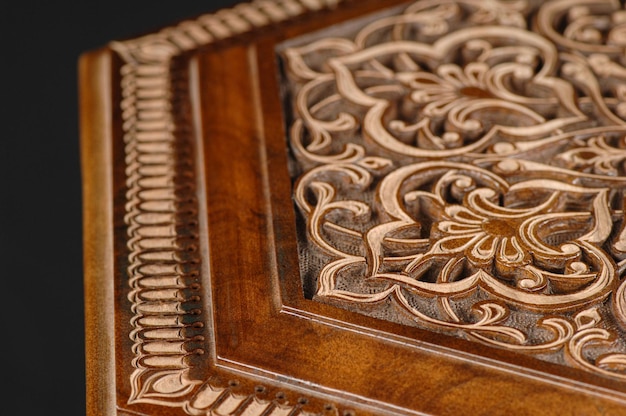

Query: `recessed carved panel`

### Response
(81, 0, 626, 414)
(279, 0, 626, 380)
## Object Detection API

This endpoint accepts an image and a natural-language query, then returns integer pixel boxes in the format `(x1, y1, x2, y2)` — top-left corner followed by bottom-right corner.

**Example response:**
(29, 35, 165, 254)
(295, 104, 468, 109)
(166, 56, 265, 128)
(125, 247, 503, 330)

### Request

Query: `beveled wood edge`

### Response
(191, 46, 403, 415)
(79, 48, 117, 416)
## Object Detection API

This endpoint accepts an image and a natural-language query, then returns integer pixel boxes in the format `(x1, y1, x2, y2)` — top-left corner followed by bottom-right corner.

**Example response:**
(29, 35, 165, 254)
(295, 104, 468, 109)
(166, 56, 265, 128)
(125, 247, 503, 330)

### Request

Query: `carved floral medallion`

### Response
(279, 0, 626, 380)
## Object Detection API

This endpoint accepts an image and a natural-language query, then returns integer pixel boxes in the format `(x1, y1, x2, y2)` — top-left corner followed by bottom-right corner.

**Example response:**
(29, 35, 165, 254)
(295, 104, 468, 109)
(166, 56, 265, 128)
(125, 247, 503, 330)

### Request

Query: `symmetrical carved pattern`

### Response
(280, 0, 626, 380)
(113, 0, 345, 414)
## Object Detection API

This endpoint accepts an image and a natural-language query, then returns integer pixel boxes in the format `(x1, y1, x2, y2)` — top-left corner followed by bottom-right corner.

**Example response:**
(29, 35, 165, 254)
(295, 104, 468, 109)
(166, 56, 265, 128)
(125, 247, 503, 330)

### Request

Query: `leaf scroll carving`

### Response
(280, 0, 626, 380)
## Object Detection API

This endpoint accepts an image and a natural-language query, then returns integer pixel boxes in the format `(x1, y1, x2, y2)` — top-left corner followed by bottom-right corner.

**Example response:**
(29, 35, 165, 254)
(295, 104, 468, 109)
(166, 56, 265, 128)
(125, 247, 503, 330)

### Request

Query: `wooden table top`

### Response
(80, 0, 626, 414)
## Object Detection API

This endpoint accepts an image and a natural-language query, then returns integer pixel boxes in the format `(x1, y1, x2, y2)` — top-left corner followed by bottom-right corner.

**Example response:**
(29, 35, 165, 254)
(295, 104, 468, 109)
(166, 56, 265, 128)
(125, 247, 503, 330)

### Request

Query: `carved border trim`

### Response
(111, 1, 345, 414)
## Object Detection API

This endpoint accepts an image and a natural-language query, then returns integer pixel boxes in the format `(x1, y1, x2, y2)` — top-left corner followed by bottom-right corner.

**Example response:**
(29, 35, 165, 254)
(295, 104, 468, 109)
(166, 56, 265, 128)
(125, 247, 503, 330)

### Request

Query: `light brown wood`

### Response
(80, 0, 626, 415)
(80, 48, 117, 416)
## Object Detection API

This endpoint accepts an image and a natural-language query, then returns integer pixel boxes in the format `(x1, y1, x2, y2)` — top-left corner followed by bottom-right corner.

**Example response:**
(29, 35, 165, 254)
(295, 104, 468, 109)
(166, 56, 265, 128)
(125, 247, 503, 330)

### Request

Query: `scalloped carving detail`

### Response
(114, 0, 345, 414)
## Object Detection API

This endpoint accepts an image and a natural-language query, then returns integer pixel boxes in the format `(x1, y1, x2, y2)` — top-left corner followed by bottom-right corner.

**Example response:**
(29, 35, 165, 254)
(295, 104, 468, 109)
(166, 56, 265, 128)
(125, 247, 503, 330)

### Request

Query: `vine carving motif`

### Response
(280, 0, 626, 380)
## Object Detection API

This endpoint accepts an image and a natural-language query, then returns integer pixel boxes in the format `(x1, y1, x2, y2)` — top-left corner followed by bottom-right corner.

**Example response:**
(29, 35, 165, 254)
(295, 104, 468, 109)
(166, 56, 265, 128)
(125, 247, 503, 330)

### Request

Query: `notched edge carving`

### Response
(109, 1, 352, 415)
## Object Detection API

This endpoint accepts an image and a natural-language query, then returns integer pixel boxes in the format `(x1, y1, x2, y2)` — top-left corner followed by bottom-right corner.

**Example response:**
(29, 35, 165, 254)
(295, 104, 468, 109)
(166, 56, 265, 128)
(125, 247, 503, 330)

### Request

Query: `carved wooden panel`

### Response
(278, 0, 626, 379)
(80, 0, 626, 415)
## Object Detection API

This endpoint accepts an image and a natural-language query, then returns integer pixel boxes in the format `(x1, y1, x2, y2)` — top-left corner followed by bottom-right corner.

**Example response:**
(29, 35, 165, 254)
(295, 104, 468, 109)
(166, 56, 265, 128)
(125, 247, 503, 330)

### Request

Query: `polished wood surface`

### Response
(80, 0, 626, 414)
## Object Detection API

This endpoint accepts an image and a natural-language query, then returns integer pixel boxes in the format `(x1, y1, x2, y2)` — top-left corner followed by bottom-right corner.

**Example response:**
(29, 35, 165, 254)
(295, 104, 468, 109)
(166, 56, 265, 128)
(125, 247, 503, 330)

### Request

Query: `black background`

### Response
(3, 2, 240, 414)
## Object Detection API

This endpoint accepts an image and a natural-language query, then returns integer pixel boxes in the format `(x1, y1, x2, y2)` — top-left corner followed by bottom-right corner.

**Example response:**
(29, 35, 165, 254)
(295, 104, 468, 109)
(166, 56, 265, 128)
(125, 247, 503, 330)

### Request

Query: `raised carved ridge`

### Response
(280, 0, 626, 381)
(112, 0, 346, 414)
